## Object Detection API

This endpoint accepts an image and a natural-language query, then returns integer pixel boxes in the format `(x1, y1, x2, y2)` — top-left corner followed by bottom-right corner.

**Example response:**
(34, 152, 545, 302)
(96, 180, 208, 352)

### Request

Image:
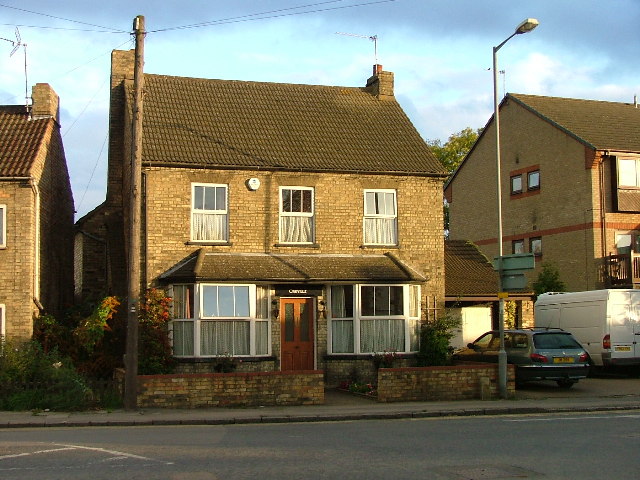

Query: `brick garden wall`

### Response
(136, 370, 324, 408)
(376, 364, 515, 402)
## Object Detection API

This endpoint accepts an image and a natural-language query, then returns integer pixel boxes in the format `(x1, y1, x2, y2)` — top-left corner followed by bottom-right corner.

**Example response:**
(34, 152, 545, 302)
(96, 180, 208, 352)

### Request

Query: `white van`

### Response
(535, 290, 640, 367)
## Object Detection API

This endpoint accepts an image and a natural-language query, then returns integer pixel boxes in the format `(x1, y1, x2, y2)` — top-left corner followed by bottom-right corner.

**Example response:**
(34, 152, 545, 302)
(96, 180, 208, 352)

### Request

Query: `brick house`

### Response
(76, 50, 447, 385)
(446, 93, 640, 292)
(0, 84, 74, 341)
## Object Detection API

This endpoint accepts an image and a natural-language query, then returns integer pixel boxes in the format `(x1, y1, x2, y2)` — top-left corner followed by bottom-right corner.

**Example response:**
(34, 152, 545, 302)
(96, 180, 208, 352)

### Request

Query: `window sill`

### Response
(186, 241, 233, 246)
(174, 356, 276, 362)
(360, 244, 400, 249)
(324, 353, 417, 360)
(274, 243, 321, 249)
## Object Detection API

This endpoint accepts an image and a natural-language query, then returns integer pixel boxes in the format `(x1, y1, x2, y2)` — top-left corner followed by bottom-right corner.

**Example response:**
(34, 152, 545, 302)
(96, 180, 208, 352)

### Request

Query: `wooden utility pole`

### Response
(124, 14, 145, 411)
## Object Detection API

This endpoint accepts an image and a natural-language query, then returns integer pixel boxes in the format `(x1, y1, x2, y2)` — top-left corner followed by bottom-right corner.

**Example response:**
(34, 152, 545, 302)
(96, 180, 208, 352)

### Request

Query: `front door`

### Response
(280, 297, 314, 371)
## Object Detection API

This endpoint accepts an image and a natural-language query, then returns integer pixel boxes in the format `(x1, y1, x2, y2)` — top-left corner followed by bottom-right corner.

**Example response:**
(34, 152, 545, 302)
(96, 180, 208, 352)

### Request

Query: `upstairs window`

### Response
(0, 205, 5, 248)
(527, 170, 540, 190)
(279, 187, 314, 244)
(510, 175, 523, 194)
(363, 189, 397, 245)
(191, 184, 228, 242)
(530, 237, 542, 257)
(510, 166, 540, 197)
(618, 158, 640, 187)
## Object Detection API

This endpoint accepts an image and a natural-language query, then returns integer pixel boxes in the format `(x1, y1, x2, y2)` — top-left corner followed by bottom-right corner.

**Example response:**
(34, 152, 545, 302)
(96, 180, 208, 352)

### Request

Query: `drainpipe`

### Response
(29, 178, 41, 307)
(599, 157, 608, 284)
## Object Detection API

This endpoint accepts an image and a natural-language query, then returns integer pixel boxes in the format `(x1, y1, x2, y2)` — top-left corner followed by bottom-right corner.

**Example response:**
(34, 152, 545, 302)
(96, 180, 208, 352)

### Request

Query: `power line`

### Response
(0, 3, 125, 32)
(149, 0, 396, 33)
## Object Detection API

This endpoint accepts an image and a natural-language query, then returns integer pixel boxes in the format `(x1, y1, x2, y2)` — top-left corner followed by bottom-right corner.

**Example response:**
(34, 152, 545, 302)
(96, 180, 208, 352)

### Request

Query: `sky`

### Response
(1, 0, 639, 219)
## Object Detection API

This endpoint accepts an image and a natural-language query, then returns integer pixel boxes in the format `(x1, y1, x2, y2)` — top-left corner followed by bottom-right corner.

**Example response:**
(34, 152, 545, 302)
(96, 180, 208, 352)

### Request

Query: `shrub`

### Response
(0, 340, 90, 411)
(417, 311, 461, 367)
(138, 288, 176, 375)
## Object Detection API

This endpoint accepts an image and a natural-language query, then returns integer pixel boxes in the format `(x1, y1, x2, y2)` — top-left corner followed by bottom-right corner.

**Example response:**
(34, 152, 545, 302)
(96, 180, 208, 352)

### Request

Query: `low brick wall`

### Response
(376, 364, 515, 402)
(136, 371, 324, 408)
(323, 355, 417, 387)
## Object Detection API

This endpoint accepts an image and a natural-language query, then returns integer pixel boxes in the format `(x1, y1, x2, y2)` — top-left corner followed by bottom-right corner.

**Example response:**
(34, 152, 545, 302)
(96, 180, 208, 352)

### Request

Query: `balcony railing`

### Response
(606, 253, 640, 287)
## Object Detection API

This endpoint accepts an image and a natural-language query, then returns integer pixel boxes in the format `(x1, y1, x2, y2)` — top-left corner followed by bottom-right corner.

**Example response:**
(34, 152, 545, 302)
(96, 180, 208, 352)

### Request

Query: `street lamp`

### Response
(493, 18, 539, 399)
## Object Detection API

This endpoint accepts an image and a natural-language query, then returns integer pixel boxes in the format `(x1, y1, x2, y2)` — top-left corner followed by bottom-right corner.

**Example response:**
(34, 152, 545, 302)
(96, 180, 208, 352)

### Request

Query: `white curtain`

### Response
(255, 321, 269, 355)
(360, 318, 404, 353)
(331, 319, 354, 353)
(331, 286, 346, 318)
(201, 321, 250, 355)
(409, 319, 420, 352)
(364, 217, 396, 245)
(280, 216, 312, 243)
(192, 212, 227, 241)
(256, 286, 269, 319)
(171, 320, 194, 356)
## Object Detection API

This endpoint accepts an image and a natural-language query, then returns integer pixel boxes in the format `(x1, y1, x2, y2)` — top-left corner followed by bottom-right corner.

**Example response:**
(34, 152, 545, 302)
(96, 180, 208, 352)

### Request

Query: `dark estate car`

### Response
(452, 328, 590, 388)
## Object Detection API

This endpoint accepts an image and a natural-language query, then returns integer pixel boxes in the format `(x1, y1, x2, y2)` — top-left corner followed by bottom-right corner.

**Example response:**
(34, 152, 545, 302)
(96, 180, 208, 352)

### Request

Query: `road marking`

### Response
(506, 414, 640, 422)
(53, 443, 157, 461)
(0, 447, 76, 460)
(0, 443, 174, 465)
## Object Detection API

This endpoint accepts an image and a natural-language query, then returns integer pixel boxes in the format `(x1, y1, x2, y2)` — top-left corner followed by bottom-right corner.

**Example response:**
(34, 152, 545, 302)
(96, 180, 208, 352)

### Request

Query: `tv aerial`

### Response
(335, 32, 378, 65)
(1, 27, 29, 108)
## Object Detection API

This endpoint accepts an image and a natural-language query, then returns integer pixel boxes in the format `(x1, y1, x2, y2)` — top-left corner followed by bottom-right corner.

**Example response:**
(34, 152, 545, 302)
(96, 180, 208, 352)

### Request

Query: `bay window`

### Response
(170, 284, 270, 357)
(328, 283, 420, 354)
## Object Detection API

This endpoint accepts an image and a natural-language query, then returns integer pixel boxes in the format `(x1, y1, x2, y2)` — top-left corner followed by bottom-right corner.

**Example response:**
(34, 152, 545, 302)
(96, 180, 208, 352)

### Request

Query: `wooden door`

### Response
(280, 298, 314, 371)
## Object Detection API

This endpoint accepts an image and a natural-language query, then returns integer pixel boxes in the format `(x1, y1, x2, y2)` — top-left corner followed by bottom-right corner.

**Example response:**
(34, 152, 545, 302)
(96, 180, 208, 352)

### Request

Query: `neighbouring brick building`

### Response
(446, 93, 640, 292)
(0, 84, 74, 341)
(76, 50, 447, 385)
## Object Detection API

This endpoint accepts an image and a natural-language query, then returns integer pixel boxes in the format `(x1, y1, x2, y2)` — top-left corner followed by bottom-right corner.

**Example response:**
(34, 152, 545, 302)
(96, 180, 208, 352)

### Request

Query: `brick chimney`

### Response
(30, 83, 60, 124)
(366, 64, 394, 100)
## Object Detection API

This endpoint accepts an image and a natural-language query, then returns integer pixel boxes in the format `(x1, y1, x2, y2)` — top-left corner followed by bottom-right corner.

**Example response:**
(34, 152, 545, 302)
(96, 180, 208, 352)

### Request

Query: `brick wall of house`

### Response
(142, 167, 444, 297)
(35, 119, 75, 318)
(376, 364, 515, 402)
(593, 153, 640, 285)
(0, 182, 36, 340)
(448, 98, 602, 292)
(142, 167, 444, 368)
(136, 371, 324, 408)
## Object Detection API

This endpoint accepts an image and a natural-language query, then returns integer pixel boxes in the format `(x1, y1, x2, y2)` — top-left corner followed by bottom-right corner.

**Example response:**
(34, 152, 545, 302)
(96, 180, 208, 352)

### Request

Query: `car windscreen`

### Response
(532, 333, 582, 349)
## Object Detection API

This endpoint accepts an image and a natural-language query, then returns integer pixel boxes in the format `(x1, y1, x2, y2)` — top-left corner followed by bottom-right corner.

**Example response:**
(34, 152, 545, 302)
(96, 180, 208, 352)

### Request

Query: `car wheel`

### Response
(556, 379, 575, 388)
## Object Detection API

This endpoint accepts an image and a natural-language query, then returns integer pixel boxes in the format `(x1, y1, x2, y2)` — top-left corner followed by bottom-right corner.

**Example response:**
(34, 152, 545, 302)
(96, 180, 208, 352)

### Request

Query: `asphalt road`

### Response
(1, 410, 639, 480)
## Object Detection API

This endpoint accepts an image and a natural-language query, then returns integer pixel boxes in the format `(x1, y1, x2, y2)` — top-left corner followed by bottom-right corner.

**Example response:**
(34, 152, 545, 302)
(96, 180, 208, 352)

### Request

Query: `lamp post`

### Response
(493, 18, 539, 399)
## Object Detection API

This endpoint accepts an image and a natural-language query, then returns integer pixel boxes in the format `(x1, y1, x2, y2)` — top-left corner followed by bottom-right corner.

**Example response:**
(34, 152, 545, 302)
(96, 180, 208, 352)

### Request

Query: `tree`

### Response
(429, 127, 482, 237)
(532, 263, 566, 298)
(427, 127, 482, 176)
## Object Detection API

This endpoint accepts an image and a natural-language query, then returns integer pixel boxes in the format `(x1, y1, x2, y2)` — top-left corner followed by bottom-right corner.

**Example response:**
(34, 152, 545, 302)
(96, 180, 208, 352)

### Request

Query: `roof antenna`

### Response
(1, 27, 29, 111)
(335, 32, 378, 65)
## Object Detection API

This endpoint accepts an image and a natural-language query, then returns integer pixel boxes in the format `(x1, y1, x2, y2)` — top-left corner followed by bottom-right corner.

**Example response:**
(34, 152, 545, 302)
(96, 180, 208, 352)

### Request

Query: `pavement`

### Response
(1, 376, 639, 428)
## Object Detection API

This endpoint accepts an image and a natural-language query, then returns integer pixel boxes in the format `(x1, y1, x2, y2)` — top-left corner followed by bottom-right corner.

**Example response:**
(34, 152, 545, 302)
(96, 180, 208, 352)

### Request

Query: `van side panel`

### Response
(535, 290, 640, 367)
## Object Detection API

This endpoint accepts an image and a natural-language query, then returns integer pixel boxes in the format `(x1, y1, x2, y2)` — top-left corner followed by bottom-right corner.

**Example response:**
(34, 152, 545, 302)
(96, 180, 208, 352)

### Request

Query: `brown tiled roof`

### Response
(160, 251, 426, 283)
(128, 74, 445, 175)
(445, 240, 499, 297)
(509, 93, 640, 152)
(0, 106, 51, 177)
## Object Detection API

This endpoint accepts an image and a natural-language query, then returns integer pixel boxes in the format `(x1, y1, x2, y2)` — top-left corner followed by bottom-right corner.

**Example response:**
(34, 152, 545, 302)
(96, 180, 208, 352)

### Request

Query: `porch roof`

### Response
(159, 251, 426, 283)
